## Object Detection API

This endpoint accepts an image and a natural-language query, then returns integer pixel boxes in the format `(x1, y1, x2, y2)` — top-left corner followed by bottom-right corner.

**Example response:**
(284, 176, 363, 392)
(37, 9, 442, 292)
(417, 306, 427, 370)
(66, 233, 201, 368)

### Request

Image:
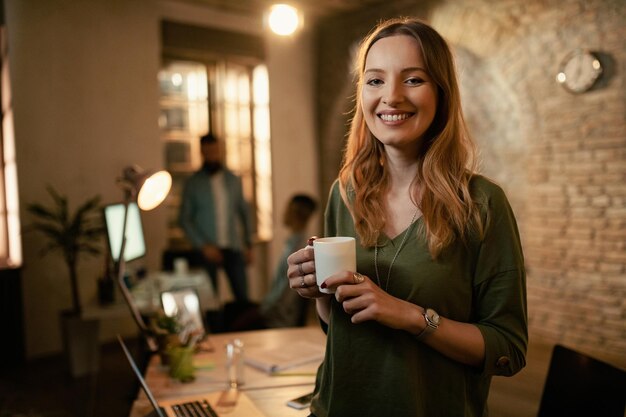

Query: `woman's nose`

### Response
(382, 81, 403, 106)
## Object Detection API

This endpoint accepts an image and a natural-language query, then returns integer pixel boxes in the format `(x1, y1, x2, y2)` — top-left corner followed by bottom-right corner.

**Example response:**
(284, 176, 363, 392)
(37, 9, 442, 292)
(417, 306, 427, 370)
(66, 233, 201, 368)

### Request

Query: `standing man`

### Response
(179, 132, 253, 303)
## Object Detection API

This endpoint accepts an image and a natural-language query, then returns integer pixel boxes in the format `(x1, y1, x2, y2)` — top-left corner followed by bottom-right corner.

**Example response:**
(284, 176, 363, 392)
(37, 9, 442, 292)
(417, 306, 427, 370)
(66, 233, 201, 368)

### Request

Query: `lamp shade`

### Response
(121, 165, 172, 210)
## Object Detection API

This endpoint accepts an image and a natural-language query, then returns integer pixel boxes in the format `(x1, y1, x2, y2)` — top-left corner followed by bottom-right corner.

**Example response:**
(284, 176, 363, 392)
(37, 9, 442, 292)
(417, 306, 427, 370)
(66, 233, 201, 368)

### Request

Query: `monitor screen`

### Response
(103, 202, 146, 263)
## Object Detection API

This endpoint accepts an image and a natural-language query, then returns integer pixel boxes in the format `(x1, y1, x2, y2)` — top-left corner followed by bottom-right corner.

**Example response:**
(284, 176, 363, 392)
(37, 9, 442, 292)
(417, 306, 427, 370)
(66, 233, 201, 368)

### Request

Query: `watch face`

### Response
(426, 308, 440, 325)
(556, 49, 603, 93)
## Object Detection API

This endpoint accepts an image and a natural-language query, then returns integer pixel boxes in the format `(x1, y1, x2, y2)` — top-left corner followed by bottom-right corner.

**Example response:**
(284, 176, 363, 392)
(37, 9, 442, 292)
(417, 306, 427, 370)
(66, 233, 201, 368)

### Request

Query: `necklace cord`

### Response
(374, 210, 419, 292)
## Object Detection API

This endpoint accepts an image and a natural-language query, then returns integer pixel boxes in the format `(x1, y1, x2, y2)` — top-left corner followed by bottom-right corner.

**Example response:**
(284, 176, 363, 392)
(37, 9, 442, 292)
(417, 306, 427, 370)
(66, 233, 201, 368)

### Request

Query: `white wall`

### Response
(264, 23, 321, 276)
(7, 0, 319, 358)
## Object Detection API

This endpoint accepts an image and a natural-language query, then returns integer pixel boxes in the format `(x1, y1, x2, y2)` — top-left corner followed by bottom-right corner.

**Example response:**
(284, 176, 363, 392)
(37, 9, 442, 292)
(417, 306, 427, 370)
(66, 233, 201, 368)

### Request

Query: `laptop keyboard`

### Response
(172, 400, 218, 417)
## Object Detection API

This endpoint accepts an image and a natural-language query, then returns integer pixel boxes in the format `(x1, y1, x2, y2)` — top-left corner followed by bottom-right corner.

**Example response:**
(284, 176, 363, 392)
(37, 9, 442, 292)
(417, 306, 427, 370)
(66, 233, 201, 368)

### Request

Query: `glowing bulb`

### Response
(171, 73, 183, 86)
(137, 170, 171, 211)
(268, 4, 300, 36)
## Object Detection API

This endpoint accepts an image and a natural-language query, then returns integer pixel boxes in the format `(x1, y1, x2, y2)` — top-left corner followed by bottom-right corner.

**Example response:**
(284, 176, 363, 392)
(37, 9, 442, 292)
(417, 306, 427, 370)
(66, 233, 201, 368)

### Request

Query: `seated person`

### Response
(228, 194, 318, 330)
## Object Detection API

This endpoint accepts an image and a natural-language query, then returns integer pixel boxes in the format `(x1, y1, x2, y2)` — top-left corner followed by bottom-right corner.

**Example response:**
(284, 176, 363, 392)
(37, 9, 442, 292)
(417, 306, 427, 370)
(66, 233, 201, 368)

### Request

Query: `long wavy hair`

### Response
(339, 17, 483, 258)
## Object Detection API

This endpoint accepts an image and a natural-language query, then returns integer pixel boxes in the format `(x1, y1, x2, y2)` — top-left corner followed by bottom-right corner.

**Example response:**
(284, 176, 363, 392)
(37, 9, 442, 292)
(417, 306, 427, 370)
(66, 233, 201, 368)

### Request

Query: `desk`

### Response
(75, 271, 217, 377)
(129, 327, 325, 417)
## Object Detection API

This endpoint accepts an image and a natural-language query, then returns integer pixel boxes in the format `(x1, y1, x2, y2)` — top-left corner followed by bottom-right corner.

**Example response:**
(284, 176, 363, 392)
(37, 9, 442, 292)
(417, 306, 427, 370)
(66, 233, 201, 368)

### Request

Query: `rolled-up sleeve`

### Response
(472, 182, 528, 377)
(475, 268, 527, 376)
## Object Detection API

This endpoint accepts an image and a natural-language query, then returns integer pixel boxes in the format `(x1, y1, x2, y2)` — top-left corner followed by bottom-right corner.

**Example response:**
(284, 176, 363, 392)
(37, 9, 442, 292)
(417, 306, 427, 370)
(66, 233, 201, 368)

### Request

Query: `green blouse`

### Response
(310, 175, 527, 417)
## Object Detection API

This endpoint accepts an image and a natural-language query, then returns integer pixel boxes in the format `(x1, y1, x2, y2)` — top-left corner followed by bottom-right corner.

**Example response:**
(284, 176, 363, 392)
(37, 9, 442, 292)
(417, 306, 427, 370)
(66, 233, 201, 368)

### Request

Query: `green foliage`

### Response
(152, 313, 183, 335)
(26, 185, 105, 313)
(26, 186, 103, 260)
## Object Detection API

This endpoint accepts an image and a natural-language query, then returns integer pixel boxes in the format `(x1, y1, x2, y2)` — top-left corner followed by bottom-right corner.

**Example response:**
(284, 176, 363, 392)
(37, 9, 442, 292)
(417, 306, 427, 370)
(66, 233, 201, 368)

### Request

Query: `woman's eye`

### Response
(366, 78, 383, 86)
(406, 77, 424, 86)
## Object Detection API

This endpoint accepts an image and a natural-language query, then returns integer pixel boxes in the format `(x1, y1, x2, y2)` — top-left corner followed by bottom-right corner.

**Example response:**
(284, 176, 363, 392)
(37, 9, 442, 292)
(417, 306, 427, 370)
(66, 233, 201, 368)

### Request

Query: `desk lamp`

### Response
(115, 165, 171, 351)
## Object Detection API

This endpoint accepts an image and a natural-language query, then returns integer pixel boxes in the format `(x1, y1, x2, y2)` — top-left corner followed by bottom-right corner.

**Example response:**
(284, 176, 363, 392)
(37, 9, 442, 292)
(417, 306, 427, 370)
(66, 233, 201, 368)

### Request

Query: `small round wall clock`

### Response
(556, 49, 603, 94)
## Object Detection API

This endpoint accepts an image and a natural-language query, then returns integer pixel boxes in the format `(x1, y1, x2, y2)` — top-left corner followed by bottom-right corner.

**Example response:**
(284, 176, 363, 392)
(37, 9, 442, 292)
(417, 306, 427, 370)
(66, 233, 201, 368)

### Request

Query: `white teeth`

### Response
(380, 113, 411, 122)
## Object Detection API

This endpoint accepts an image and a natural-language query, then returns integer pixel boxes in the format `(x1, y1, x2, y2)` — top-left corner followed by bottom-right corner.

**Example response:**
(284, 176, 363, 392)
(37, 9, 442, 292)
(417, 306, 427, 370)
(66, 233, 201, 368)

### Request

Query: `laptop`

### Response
(160, 288, 206, 337)
(117, 335, 267, 417)
(537, 344, 626, 417)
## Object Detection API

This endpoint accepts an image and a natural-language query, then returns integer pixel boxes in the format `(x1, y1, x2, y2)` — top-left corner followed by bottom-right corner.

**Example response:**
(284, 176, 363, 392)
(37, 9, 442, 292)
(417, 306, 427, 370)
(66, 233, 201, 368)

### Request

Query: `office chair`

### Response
(537, 344, 626, 417)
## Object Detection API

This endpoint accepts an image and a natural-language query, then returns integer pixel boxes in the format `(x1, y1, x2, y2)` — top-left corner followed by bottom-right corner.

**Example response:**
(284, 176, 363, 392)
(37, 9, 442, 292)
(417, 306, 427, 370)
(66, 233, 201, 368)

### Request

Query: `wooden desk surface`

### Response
(129, 326, 326, 417)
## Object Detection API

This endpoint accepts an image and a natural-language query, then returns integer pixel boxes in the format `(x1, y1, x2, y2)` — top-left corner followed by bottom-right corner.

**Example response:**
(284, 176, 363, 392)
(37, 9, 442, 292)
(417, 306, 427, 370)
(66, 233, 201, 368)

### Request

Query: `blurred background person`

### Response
(229, 194, 318, 330)
(179, 132, 254, 307)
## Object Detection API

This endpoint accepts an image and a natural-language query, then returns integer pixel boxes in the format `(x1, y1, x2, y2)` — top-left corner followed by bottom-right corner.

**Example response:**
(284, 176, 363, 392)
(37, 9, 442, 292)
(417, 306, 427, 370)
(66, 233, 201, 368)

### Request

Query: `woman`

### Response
(287, 17, 527, 417)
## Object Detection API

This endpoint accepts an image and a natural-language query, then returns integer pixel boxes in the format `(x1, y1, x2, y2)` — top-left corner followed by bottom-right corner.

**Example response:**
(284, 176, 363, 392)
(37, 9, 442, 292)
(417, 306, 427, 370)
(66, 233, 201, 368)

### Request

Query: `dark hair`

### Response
(200, 132, 218, 145)
(291, 194, 317, 212)
(288, 194, 318, 225)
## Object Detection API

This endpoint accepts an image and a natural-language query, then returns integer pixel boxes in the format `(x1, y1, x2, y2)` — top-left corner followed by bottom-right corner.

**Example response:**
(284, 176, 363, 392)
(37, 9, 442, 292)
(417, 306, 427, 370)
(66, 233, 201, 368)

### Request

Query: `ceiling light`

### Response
(268, 4, 300, 36)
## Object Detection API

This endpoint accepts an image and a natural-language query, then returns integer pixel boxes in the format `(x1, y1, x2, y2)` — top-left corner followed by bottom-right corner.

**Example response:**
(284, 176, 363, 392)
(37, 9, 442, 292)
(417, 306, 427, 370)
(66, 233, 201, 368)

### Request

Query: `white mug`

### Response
(313, 237, 356, 294)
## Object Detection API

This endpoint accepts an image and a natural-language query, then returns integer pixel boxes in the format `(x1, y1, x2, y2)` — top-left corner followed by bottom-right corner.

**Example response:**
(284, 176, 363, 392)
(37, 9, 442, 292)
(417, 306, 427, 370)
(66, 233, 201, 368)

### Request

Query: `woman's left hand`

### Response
(323, 272, 421, 331)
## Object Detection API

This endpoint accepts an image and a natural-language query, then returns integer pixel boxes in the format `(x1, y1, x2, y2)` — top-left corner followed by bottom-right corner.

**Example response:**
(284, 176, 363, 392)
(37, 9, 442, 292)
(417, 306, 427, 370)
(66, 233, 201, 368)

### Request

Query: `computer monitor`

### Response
(103, 202, 146, 263)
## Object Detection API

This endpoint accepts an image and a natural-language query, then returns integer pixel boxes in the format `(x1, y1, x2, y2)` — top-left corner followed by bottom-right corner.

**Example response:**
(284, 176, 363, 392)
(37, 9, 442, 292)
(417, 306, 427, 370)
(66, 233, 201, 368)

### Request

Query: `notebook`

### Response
(244, 339, 325, 374)
(117, 335, 266, 417)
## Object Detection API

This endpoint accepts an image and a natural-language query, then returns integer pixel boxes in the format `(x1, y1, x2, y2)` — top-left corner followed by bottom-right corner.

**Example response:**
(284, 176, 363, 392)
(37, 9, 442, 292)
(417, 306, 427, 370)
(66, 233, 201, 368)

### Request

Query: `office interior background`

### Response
(0, 0, 624, 393)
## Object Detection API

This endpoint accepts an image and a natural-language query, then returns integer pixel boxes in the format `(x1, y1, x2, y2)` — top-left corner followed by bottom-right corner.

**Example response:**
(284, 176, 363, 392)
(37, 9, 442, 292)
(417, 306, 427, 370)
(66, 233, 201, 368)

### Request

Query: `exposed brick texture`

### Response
(315, 0, 625, 364)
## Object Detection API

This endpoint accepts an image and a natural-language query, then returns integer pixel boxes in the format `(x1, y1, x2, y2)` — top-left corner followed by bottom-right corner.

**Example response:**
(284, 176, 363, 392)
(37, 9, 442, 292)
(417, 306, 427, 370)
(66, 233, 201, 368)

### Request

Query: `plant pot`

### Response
(60, 310, 100, 378)
(156, 333, 180, 366)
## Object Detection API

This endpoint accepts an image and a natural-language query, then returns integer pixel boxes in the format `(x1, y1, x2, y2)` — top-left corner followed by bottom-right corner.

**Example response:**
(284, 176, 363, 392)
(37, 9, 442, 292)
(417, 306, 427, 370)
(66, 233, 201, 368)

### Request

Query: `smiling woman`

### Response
(285, 17, 527, 417)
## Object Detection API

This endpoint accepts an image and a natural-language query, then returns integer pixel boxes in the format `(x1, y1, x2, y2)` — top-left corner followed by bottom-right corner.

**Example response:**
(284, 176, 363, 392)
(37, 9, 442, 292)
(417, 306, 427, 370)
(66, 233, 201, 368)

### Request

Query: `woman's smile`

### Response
(377, 111, 415, 123)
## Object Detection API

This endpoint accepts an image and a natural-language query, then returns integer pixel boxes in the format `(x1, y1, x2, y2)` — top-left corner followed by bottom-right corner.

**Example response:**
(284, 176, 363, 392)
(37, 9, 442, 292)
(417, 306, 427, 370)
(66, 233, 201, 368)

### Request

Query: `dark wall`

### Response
(0, 268, 25, 370)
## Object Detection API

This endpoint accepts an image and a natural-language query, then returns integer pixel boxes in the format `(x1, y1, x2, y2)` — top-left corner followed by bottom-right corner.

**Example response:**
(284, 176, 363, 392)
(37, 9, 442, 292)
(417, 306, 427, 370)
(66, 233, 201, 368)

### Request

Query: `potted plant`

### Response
(26, 185, 105, 314)
(149, 312, 183, 365)
(26, 185, 105, 376)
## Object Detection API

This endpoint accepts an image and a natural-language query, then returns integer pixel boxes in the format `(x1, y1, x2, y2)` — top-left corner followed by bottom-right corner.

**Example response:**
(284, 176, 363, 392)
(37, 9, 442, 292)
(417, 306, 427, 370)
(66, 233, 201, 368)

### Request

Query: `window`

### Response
(158, 59, 272, 247)
(0, 24, 21, 269)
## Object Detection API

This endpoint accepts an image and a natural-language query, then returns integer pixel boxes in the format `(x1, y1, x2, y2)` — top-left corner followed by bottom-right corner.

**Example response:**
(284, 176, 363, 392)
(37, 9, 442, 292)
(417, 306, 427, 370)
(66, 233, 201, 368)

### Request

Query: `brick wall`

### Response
(315, 0, 625, 364)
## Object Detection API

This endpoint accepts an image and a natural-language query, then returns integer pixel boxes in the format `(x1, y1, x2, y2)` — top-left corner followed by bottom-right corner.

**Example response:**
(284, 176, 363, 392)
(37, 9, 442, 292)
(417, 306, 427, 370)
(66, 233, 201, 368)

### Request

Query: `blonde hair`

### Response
(339, 17, 483, 258)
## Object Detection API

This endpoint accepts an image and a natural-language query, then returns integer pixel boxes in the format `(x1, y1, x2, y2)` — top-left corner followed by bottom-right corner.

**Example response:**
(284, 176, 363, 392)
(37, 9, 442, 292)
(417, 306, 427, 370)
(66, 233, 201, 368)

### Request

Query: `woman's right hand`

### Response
(287, 245, 326, 299)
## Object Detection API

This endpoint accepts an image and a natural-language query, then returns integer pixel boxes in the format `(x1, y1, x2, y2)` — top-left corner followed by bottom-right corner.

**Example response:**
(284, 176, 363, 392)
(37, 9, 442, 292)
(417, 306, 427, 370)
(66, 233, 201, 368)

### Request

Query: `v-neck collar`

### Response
(378, 214, 423, 247)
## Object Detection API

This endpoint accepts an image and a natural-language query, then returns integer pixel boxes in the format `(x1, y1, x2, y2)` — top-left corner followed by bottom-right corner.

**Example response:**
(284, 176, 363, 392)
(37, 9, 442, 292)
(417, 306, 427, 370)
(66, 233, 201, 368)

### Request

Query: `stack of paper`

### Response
(244, 340, 325, 373)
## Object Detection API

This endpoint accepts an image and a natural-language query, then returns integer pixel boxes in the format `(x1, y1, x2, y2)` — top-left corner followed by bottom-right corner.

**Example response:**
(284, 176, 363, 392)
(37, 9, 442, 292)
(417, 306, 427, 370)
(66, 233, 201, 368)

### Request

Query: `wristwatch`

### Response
(415, 308, 440, 340)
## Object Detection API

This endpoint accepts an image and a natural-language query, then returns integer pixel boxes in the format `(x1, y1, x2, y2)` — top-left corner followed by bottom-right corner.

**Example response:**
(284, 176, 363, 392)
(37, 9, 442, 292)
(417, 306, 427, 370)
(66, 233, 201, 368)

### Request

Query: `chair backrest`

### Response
(537, 344, 626, 417)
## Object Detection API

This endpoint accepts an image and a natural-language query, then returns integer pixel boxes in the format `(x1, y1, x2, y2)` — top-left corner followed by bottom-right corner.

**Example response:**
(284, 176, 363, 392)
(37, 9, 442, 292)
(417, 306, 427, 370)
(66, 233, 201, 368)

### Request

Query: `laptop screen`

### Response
(117, 335, 166, 417)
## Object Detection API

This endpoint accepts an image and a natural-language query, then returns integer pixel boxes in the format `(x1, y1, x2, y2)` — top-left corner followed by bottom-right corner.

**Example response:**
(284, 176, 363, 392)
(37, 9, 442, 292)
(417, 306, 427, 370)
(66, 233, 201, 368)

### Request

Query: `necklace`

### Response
(374, 210, 419, 292)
